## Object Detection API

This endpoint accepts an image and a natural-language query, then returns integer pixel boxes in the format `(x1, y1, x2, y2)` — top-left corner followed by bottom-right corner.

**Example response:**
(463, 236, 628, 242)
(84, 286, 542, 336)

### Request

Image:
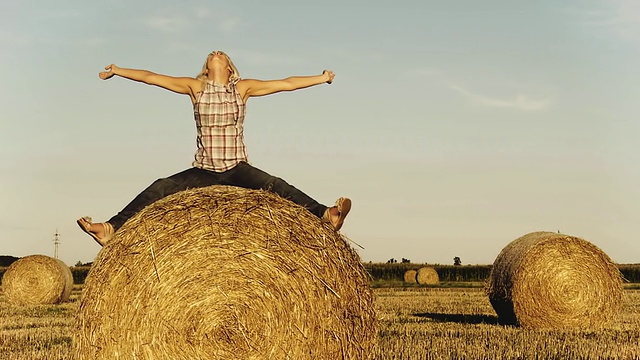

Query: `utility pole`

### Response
(53, 229, 60, 259)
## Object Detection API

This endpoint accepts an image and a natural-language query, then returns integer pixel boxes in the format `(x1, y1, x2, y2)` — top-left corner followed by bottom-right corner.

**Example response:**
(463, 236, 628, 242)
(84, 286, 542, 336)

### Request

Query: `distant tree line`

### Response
(365, 262, 640, 283)
(2, 256, 640, 284)
(366, 263, 492, 282)
(388, 257, 463, 266)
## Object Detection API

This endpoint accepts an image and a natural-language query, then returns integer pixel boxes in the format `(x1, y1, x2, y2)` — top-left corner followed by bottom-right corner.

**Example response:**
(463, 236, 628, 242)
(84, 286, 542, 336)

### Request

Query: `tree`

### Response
(453, 256, 462, 266)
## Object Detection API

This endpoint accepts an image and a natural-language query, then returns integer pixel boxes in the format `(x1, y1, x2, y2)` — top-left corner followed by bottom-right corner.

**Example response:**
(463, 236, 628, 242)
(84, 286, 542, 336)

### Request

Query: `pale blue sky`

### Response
(1, 1, 639, 266)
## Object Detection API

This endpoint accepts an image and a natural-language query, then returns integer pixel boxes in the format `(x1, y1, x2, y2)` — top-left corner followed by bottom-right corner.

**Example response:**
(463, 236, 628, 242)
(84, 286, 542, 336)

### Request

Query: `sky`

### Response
(1, 1, 639, 266)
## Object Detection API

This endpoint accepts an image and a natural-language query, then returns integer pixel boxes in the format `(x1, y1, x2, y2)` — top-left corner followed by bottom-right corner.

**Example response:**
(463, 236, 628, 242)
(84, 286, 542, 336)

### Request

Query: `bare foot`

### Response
(327, 207, 340, 224)
(323, 197, 351, 231)
(77, 217, 114, 246)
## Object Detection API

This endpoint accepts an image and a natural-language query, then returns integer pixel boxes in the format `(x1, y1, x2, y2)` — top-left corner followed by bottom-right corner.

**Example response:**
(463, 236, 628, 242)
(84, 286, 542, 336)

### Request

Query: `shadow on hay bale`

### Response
(74, 185, 377, 360)
(486, 231, 623, 329)
(1, 255, 73, 306)
(416, 267, 439, 285)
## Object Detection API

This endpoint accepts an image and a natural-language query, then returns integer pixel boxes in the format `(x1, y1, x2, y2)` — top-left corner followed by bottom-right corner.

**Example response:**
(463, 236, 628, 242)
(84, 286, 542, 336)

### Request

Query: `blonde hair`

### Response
(196, 51, 240, 83)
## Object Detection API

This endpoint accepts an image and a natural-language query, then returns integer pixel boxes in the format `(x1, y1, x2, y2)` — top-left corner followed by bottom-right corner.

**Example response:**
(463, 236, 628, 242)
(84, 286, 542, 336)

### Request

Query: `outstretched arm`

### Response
(99, 64, 202, 101)
(237, 70, 335, 102)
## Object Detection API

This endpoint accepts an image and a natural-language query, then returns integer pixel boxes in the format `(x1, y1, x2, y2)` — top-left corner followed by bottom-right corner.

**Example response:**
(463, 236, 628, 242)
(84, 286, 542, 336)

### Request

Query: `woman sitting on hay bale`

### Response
(77, 51, 350, 246)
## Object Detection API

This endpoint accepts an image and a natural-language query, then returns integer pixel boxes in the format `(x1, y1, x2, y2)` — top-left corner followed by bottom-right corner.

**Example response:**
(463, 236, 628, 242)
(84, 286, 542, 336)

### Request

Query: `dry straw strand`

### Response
(1, 254, 73, 306)
(74, 185, 377, 360)
(415, 267, 439, 285)
(403, 269, 417, 283)
(486, 231, 623, 329)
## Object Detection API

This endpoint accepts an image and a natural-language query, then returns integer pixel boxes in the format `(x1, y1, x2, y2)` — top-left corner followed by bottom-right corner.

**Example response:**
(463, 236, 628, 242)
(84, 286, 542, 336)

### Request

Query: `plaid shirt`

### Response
(192, 79, 248, 172)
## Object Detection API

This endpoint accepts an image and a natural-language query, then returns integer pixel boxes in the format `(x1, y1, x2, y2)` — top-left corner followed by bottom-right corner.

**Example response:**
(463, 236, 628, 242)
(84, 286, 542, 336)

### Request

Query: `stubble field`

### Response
(1, 284, 639, 359)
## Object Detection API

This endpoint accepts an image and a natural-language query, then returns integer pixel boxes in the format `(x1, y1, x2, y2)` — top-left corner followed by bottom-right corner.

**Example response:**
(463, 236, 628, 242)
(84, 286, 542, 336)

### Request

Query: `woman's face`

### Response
(207, 51, 230, 71)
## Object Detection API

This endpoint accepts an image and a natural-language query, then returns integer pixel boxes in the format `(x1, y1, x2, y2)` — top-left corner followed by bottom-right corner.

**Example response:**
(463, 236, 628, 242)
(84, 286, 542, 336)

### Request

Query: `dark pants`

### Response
(108, 162, 328, 231)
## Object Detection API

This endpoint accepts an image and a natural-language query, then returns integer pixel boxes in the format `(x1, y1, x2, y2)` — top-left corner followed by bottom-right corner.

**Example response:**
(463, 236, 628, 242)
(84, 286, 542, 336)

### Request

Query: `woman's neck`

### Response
(206, 70, 229, 85)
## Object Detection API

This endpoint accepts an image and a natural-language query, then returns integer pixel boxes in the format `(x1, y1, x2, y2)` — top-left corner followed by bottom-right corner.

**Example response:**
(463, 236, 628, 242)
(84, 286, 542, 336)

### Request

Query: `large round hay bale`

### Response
(1, 255, 73, 306)
(403, 269, 417, 283)
(415, 267, 439, 285)
(486, 231, 623, 329)
(74, 185, 377, 360)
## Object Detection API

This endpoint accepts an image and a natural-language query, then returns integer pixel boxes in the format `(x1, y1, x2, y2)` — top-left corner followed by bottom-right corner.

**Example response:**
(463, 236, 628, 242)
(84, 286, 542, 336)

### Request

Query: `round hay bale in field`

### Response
(403, 269, 417, 283)
(74, 185, 377, 360)
(486, 231, 623, 329)
(415, 267, 439, 285)
(1, 255, 73, 306)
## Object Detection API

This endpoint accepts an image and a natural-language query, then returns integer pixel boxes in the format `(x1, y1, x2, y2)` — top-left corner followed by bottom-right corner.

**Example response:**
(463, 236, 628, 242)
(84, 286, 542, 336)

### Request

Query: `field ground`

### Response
(1, 284, 639, 360)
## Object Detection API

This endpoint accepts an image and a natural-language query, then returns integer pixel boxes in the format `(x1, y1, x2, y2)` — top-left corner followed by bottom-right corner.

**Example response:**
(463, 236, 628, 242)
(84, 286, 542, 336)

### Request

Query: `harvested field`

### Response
(2, 284, 639, 360)
(0, 285, 81, 360)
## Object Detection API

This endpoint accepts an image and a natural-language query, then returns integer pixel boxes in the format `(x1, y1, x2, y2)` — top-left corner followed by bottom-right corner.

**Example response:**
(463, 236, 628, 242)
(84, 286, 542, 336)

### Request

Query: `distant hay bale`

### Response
(415, 267, 439, 285)
(1, 255, 73, 306)
(74, 185, 377, 360)
(403, 269, 417, 283)
(486, 231, 623, 329)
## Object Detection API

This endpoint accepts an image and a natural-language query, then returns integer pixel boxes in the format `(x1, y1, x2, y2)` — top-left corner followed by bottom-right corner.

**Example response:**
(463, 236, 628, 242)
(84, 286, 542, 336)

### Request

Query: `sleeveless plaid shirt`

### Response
(192, 79, 248, 172)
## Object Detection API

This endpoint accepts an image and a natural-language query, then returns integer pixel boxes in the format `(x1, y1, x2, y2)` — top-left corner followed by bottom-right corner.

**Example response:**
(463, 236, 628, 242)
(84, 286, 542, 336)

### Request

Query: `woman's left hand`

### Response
(323, 70, 335, 84)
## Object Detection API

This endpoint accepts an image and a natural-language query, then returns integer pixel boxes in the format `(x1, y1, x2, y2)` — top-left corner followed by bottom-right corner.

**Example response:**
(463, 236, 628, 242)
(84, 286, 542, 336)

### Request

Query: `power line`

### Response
(53, 229, 60, 259)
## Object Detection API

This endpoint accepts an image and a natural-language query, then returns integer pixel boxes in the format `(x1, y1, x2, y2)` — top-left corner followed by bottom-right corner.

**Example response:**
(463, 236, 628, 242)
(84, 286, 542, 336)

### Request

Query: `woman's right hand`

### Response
(99, 64, 119, 80)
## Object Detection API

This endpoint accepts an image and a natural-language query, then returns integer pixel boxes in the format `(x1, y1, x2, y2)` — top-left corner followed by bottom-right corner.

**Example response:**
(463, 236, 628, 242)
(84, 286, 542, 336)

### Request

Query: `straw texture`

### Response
(1, 255, 73, 306)
(74, 185, 377, 360)
(403, 269, 417, 283)
(486, 231, 623, 329)
(415, 267, 439, 285)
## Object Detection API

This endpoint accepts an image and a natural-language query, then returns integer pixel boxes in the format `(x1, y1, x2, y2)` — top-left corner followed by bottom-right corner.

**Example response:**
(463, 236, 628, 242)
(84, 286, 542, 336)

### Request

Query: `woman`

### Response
(77, 50, 350, 246)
